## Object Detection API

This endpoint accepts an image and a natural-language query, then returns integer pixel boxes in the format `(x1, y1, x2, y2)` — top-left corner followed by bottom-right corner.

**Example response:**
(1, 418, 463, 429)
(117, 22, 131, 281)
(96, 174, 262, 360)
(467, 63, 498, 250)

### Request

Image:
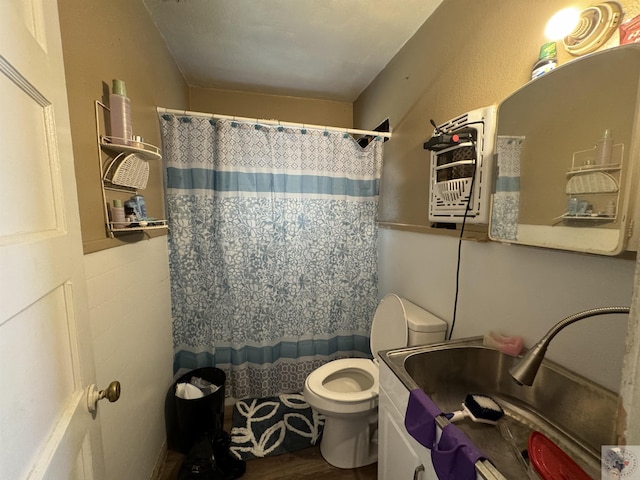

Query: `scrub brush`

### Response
(444, 393, 504, 425)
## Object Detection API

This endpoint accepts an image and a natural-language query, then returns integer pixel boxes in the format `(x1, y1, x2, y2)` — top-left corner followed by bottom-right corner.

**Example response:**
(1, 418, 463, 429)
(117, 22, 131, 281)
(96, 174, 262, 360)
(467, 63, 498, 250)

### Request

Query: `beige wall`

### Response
(190, 87, 353, 128)
(58, 0, 189, 254)
(354, 0, 602, 228)
(359, 0, 640, 441)
(57, 1, 184, 479)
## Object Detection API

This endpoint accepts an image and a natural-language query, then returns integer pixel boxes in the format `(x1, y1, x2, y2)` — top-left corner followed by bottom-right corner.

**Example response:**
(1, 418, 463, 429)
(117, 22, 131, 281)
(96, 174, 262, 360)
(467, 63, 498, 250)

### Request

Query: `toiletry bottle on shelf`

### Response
(531, 42, 558, 80)
(111, 199, 126, 228)
(606, 200, 616, 217)
(595, 129, 613, 166)
(124, 200, 138, 221)
(130, 194, 147, 220)
(109, 79, 132, 146)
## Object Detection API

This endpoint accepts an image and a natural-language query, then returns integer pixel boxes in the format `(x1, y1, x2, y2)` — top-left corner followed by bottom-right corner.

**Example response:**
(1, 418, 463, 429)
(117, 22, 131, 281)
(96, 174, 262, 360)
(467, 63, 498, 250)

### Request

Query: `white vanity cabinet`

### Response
(378, 360, 437, 480)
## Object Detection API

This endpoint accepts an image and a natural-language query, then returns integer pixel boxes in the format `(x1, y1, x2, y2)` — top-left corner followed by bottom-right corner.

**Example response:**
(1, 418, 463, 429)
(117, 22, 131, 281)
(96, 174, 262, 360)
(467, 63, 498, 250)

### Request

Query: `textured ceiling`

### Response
(143, 0, 443, 102)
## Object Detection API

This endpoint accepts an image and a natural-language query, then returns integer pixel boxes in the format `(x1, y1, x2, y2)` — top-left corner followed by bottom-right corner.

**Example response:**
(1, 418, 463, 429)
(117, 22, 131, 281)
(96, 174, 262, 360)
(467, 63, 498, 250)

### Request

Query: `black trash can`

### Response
(167, 367, 226, 454)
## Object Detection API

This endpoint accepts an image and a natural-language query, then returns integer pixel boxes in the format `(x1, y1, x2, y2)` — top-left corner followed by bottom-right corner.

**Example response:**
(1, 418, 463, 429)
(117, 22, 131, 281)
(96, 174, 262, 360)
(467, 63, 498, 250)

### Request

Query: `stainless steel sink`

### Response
(381, 337, 619, 479)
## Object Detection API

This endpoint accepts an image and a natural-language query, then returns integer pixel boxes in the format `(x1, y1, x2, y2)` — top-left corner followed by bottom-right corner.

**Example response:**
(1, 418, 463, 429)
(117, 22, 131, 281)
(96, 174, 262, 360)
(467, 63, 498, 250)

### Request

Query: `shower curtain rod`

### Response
(157, 107, 392, 139)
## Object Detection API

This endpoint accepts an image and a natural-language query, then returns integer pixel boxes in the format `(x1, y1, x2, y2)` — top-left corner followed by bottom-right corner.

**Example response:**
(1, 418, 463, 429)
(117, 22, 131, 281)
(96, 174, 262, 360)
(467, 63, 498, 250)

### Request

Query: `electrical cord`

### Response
(447, 139, 477, 341)
(429, 117, 485, 341)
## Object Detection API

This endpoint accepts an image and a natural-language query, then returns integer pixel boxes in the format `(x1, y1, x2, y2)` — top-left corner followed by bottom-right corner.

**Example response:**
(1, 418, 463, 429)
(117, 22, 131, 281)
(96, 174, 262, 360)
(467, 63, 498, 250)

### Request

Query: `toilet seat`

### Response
(305, 358, 378, 403)
(305, 294, 412, 404)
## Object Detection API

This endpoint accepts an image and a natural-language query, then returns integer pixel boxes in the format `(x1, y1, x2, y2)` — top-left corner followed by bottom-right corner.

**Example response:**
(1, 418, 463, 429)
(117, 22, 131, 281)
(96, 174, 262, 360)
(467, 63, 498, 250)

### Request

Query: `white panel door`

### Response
(0, 1, 106, 479)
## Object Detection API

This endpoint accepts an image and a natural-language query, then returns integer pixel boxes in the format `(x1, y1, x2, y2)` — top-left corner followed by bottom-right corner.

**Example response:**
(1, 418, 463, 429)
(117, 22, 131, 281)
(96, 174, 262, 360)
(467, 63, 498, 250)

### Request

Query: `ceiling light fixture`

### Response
(545, 7, 581, 40)
(562, 2, 624, 56)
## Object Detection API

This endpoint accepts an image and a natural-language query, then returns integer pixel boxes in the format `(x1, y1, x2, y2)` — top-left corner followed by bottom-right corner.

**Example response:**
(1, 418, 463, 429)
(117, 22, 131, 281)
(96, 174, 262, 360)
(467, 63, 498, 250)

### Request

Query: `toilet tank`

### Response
(402, 299, 448, 345)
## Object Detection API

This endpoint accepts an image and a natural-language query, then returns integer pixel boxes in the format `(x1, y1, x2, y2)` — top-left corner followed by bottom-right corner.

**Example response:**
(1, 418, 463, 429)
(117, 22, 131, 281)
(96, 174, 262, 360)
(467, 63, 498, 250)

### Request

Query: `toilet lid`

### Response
(370, 294, 409, 360)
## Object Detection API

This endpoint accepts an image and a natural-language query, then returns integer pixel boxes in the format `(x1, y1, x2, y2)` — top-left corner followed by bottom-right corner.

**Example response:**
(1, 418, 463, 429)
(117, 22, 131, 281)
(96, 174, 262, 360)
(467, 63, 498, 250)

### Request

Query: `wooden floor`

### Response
(159, 404, 378, 480)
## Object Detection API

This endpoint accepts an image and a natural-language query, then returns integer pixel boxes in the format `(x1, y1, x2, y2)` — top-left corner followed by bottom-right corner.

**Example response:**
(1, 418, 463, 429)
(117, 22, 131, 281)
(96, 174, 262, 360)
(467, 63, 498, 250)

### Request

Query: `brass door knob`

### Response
(103, 380, 121, 402)
(87, 381, 121, 413)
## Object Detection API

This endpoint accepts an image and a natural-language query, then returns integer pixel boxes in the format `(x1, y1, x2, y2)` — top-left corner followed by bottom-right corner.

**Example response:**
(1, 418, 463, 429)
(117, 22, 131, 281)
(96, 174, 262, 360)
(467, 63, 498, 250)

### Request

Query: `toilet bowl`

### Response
(303, 293, 447, 469)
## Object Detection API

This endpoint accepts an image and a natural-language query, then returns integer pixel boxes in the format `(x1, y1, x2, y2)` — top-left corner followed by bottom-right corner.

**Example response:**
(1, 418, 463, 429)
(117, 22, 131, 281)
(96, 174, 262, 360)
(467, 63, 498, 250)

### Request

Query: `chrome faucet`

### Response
(509, 306, 630, 386)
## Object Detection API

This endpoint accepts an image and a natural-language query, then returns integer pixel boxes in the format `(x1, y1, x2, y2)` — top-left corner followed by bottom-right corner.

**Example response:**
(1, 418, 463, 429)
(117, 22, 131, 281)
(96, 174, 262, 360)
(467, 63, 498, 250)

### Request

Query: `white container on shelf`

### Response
(595, 129, 613, 166)
(109, 79, 132, 146)
(111, 199, 127, 228)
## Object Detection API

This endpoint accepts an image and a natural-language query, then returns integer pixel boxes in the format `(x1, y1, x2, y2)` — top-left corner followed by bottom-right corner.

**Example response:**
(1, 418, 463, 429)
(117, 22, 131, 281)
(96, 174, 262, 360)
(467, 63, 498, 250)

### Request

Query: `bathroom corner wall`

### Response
(356, 0, 602, 228)
(58, 0, 189, 254)
(356, 0, 640, 393)
(57, 1, 187, 478)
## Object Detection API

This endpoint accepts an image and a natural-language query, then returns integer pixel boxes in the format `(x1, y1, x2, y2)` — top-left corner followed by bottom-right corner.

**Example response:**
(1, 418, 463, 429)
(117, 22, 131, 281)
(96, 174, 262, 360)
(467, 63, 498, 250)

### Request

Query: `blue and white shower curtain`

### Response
(159, 114, 384, 399)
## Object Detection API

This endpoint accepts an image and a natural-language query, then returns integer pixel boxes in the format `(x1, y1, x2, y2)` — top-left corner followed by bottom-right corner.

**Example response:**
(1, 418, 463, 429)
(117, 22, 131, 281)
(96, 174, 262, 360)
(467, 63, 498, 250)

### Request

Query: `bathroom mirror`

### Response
(489, 44, 640, 255)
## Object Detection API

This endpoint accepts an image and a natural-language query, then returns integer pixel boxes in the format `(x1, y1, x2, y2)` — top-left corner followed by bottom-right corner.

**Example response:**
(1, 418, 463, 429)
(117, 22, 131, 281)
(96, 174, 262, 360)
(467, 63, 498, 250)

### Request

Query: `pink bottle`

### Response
(109, 79, 132, 146)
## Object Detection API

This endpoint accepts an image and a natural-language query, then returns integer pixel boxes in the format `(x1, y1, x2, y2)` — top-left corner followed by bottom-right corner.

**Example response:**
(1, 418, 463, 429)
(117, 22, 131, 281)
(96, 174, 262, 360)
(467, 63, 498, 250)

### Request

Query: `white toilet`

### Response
(303, 293, 447, 469)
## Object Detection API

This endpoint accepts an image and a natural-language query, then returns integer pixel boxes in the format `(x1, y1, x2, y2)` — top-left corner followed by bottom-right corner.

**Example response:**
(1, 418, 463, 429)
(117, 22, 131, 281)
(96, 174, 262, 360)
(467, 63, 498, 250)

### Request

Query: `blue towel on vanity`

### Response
(404, 388, 442, 449)
(432, 423, 486, 480)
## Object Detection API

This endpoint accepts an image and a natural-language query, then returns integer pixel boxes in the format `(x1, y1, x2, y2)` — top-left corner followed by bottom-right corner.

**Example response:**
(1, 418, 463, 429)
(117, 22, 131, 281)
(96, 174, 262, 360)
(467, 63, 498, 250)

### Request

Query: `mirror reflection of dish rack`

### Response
(562, 143, 623, 223)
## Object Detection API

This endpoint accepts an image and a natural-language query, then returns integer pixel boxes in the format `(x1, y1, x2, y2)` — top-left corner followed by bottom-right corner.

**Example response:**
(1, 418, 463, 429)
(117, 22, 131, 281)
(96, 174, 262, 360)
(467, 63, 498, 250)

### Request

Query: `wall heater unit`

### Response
(424, 105, 497, 224)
